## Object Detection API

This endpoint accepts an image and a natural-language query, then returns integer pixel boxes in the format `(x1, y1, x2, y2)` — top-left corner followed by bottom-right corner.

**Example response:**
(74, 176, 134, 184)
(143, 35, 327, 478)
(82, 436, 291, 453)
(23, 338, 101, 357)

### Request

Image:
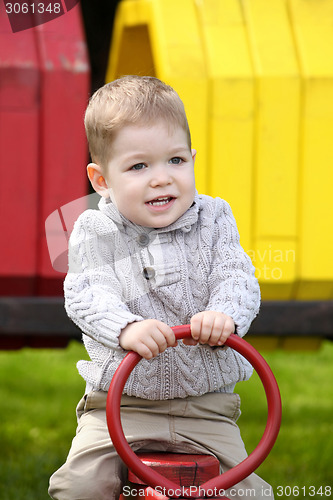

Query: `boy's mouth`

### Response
(146, 196, 175, 207)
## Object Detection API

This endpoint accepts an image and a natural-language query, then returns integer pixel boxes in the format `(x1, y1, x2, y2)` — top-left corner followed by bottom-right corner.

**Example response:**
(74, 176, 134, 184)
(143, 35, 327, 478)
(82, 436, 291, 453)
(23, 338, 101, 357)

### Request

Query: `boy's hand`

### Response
(184, 311, 235, 347)
(119, 319, 177, 360)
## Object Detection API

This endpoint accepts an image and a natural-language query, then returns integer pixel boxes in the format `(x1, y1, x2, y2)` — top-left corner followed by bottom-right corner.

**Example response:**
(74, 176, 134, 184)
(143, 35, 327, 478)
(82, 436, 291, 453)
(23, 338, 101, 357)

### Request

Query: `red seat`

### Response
(126, 452, 221, 499)
(128, 453, 220, 487)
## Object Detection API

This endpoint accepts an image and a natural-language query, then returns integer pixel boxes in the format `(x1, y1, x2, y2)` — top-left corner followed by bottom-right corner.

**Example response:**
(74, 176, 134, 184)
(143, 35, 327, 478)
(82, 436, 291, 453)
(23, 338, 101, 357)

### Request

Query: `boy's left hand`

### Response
(184, 311, 235, 347)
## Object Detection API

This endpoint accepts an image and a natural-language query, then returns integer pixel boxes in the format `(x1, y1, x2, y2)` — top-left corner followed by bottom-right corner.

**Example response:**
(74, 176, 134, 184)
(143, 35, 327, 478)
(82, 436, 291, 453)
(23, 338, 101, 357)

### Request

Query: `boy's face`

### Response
(90, 121, 196, 228)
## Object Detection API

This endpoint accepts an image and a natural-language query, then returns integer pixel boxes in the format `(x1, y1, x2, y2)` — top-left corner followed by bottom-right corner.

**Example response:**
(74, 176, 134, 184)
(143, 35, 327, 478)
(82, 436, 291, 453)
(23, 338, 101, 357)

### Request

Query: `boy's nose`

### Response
(149, 165, 172, 187)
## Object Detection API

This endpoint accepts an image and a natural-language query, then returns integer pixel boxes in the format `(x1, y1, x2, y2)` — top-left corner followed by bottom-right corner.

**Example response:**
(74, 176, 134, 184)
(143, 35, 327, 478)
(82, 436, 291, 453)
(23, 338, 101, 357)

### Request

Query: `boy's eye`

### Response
(169, 157, 183, 165)
(130, 163, 146, 171)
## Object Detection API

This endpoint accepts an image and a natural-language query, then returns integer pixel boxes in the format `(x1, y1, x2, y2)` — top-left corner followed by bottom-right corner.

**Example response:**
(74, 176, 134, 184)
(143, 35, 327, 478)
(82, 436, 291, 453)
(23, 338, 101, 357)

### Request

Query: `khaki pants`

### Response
(49, 391, 274, 500)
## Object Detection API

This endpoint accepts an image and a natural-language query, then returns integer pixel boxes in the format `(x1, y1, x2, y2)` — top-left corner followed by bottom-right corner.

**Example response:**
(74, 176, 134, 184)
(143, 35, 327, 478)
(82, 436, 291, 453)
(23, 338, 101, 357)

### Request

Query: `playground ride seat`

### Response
(107, 325, 282, 500)
(127, 453, 221, 500)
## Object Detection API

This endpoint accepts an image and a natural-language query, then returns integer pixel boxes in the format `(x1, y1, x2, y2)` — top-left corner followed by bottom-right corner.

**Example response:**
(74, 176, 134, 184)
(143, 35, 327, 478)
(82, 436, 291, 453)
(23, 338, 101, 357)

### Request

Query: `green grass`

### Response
(236, 343, 333, 499)
(0, 341, 332, 500)
(0, 342, 86, 500)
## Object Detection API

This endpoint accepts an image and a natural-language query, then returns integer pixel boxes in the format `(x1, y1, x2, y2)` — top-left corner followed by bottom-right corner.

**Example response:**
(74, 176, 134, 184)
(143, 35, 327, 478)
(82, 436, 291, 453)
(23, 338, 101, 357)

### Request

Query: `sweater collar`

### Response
(98, 191, 200, 235)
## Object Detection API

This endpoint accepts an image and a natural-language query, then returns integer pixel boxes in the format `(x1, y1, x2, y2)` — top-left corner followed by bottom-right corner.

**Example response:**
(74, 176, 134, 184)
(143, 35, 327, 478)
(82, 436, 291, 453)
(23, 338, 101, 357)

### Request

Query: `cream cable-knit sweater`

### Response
(64, 192, 260, 399)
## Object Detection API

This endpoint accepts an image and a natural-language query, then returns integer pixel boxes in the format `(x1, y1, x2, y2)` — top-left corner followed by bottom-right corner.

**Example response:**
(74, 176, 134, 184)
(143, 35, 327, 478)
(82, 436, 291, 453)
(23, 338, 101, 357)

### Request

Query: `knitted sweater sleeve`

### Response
(64, 210, 143, 350)
(205, 198, 260, 336)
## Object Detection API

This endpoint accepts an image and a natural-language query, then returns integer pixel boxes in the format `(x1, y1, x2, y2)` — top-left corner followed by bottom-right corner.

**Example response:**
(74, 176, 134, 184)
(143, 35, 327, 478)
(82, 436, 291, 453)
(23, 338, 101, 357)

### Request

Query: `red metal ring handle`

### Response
(106, 326, 281, 498)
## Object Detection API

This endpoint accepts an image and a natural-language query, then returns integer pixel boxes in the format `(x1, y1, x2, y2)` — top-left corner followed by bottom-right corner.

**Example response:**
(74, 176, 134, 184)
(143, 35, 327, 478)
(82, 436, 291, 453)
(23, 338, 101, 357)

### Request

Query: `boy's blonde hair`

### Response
(84, 75, 191, 169)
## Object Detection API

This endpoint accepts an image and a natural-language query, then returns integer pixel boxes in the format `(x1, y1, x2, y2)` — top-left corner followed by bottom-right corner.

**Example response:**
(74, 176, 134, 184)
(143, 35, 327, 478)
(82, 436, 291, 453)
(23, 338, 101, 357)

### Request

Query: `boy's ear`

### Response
(87, 163, 109, 198)
(191, 149, 197, 164)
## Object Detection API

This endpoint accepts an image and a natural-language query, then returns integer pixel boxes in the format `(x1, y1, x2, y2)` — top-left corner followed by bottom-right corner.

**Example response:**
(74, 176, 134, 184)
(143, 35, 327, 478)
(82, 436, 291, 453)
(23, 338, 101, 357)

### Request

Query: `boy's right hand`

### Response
(119, 320, 177, 360)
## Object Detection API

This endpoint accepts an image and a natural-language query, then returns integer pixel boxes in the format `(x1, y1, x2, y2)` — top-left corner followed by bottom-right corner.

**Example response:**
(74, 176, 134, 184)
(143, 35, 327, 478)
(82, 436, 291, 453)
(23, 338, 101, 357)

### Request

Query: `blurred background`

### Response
(0, 1, 332, 499)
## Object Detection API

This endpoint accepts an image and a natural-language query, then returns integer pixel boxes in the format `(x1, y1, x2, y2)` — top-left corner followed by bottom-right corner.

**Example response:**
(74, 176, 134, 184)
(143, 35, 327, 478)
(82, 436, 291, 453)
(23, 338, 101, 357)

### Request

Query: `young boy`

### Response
(49, 76, 273, 500)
